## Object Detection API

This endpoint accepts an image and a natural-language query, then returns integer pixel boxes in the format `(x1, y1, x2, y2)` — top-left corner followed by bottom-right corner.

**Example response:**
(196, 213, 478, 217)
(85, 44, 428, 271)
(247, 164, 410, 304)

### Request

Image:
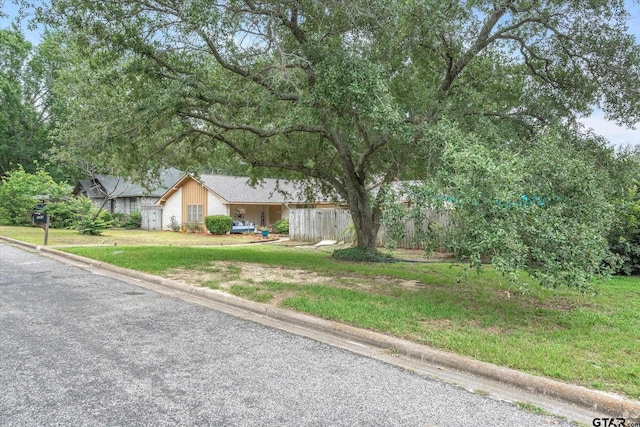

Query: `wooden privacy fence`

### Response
(289, 208, 450, 249)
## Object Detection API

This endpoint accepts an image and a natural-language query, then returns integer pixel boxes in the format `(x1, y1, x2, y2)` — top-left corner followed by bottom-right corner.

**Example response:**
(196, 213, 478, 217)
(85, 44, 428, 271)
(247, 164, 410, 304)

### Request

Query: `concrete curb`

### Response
(2, 236, 639, 421)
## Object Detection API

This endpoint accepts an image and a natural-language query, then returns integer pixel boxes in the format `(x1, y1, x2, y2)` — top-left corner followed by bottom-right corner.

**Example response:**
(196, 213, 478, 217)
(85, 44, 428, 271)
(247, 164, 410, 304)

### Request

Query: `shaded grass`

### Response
(54, 244, 640, 399)
(58, 244, 490, 285)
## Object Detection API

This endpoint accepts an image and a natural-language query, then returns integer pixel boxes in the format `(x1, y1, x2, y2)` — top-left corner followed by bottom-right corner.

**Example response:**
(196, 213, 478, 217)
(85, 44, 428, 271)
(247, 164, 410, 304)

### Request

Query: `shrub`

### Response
(122, 211, 142, 229)
(205, 215, 232, 235)
(273, 218, 289, 234)
(99, 210, 113, 224)
(332, 247, 394, 263)
(74, 198, 113, 235)
(169, 215, 181, 232)
(76, 214, 112, 235)
(184, 221, 203, 233)
(111, 212, 125, 227)
(608, 189, 640, 275)
(46, 199, 81, 229)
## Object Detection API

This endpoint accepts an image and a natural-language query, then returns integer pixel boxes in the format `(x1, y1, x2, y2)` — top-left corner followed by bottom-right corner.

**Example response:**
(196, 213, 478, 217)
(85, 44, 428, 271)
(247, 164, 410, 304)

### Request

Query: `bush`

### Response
(332, 247, 394, 263)
(46, 199, 81, 229)
(99, 210, 113, 224)
(205, 215, 232, 235)
(169, 215, 181, 232)
(609, 190, 640, 275)
(76, 214, 112, 235)
(33, 197, 114, 232)
(184, 221, 203, 233)
(0, 166, 69, 226)
(111, 212, 125, 227)
(122, 211, 142, 229)
(273, 219, 289, 234)
(73, 198, 113, 235)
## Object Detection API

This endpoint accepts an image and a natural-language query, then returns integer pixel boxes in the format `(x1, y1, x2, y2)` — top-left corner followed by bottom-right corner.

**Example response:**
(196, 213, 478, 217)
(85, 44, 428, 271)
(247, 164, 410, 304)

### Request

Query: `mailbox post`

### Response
(31, 207, 50, 246)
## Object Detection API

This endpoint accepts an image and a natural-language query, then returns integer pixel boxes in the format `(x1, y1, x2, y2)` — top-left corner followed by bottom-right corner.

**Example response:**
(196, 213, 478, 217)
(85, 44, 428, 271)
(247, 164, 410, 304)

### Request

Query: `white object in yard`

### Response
(315, 240, 337, 247)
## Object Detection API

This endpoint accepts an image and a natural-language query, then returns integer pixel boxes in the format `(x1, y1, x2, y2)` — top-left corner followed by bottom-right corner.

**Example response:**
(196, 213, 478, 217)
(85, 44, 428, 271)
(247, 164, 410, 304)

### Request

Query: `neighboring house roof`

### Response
(158, 174, 309, 205)
(74, 179, 104, 199)
(74, 169, 183, 200)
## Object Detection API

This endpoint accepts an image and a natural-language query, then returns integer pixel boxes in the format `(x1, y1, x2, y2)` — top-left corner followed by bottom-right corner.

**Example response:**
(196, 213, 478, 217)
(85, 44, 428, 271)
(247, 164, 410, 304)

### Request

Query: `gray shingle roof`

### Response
(79, 169, 183, 199)
(74, 179, 104, 198)
(198, 175, 304, 203)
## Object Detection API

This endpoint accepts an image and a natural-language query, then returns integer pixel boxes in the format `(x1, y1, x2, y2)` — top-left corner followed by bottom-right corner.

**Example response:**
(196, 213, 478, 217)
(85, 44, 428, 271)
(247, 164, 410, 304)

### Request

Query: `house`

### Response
(73, 169, 183, 214)
(156, 174, 322, 231)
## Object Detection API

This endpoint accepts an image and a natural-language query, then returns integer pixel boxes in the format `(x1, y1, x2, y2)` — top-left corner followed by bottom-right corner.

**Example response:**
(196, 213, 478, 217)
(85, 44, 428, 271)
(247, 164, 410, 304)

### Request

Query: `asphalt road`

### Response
(0, 243, 573, 426)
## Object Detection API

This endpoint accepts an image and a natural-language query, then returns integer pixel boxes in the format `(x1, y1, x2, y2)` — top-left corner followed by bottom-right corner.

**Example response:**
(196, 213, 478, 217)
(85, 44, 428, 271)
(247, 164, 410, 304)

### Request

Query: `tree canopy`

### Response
(0, 27, 72, 181)
(42, 0, 640, 288)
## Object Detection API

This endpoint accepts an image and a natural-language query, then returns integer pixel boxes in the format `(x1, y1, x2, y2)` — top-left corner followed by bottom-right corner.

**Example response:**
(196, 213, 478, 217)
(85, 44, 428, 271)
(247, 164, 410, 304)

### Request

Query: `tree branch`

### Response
(177, 109, 326, 138)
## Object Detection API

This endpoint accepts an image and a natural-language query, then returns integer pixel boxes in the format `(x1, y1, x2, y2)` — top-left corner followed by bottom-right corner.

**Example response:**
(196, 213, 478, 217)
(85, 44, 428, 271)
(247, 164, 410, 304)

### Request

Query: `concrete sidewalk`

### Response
(1, 236, 638, 424)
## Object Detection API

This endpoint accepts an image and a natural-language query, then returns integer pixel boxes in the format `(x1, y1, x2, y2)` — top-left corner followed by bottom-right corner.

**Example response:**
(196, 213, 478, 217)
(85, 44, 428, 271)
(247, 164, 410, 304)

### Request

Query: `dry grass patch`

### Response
(166, 261, 335, 289)
(0, 226, 261, 246)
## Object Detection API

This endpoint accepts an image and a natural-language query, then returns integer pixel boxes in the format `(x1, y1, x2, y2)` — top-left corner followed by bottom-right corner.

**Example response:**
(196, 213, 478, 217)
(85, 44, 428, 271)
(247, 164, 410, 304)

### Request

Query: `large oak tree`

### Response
(44, 0, 639, 286)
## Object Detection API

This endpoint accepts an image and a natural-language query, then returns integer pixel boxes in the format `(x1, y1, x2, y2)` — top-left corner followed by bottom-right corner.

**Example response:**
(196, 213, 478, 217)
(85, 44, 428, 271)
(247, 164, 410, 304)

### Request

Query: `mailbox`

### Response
(32, 203, 47, 212)
(32, 212, 48, 224)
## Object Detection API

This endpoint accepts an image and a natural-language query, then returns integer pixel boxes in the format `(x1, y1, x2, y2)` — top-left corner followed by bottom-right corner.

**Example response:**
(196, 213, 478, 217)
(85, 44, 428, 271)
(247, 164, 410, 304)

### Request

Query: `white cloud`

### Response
(580, 111, 640, 148)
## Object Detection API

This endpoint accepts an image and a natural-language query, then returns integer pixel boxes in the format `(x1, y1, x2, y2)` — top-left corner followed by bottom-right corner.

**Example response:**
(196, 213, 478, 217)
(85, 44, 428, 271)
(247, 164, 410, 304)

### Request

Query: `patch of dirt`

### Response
(164, 259, 439, 301)
(165, 261, 335, 288)
(270, 290, 300, 306)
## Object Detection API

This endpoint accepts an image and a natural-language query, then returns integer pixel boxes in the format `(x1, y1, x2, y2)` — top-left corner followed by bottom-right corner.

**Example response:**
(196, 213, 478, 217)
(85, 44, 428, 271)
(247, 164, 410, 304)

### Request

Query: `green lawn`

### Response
(0, 225, 262, 246)
(51, 244, 640, 400)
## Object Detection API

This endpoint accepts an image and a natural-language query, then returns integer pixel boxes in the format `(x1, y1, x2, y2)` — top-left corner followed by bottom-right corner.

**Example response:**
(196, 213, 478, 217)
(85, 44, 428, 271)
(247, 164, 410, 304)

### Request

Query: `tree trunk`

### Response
(346, 182, 382, 252)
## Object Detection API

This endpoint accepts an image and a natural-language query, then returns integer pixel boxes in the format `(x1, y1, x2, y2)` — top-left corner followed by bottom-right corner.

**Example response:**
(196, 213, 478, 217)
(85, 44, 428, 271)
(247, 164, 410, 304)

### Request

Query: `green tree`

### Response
(607, 151, 640, 276)
(390, 124, 635, 289)
(0, 165, 70, 225)
(0, 27, 74, 182)
(42, 1, 639, 286)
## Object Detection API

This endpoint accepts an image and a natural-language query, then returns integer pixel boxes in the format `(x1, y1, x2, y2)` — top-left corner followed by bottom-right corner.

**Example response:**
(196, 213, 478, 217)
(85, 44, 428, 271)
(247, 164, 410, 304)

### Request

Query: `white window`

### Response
(187, 204, 203, 222)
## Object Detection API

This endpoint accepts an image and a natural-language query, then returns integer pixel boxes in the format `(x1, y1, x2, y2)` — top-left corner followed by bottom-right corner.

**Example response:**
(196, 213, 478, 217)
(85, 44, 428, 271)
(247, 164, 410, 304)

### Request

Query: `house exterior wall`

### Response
(90, 197, 106, 212)
(207, 191, 229, 216)
(269, 205, 283, 223)
(88, 196, 149, 214)
(227, 204, 289, 227)
(110, 197, 151, 214)
(139, 197, 158, 207)
(112, 198, 127, 214)
(229, 204, 267, 227)
(181, 178, 209, 232)
(181, 178, 208, 221)
(281, 205, 290, 220)
(162, 187, 182, 230)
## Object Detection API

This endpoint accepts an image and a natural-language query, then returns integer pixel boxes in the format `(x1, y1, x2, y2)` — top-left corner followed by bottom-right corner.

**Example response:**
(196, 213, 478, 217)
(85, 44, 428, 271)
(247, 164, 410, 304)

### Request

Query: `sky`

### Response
(1, 0, 639, 149)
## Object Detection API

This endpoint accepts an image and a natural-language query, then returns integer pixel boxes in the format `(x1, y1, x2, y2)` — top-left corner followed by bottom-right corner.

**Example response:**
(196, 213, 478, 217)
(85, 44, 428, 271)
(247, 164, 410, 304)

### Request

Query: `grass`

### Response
(2, 226, 638, 399)
(514, 402, 550, 415)
(0, 225, 262, 246)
